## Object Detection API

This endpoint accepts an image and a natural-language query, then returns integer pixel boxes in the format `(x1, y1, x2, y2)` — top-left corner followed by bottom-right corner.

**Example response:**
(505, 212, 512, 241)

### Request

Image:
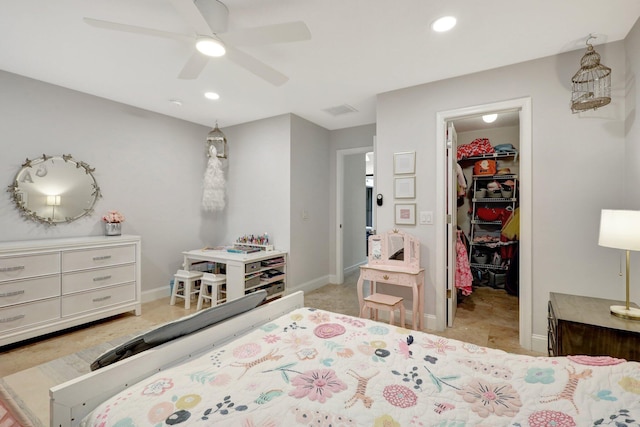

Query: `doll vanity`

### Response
(357, 229, 425, 329)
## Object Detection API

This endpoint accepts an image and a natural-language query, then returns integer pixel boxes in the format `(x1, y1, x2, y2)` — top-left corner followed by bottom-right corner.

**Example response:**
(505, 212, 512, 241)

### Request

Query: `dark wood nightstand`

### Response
(548, 292, 640, 361)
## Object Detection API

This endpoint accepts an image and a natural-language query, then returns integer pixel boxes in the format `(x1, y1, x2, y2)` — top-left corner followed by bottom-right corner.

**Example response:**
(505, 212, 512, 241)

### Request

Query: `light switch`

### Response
(420, 211, 433, 225)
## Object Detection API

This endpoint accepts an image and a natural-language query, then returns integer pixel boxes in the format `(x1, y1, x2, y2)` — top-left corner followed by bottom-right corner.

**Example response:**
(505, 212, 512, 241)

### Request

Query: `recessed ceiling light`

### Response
(482, 114, 498, 123)
(432, 16, 457, 32)
(196, 36, 226, 57)
(205, 92, 220, 100)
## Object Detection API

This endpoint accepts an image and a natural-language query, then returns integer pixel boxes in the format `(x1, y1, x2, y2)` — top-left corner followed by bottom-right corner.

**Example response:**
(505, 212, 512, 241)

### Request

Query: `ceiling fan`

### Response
(83, 0, 311, 86)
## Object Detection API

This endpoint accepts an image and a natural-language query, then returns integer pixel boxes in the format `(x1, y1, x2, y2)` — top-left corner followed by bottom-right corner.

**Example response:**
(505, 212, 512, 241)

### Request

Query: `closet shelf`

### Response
(470, 241, 518, 247)
(469, 262, 509, 271)
(472, 197, 517, 203)
(472, 174, 518, 180)
(462, 152, 517, 161)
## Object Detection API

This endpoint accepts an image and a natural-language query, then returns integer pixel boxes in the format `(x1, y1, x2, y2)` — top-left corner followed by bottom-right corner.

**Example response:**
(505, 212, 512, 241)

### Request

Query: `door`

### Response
(446, 122, 457, 326)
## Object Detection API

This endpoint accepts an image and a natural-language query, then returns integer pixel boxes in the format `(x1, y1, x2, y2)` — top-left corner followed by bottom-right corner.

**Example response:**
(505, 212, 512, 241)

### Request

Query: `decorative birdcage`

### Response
(571, 37, 611, 113)
(206, 122, 228, 159)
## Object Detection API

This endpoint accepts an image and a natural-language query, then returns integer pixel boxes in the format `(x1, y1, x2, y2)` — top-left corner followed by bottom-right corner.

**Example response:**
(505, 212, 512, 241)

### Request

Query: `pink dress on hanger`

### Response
(456, 231, 473, 296)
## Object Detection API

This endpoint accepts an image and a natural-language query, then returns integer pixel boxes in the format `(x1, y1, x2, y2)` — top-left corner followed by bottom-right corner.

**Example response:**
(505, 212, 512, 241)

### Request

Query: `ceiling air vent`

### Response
(323, 104, 358, 116)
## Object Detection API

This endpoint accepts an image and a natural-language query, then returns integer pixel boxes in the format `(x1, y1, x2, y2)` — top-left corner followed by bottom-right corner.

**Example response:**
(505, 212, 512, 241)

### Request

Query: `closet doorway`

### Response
(435, 97, 532, 350)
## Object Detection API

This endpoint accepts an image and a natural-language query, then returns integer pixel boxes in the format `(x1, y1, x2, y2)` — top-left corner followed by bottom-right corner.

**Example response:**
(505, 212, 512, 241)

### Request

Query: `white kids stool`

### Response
(197, 273, 227, 310)
(361, 293, 406, 327)
(170, 269, 203, 309)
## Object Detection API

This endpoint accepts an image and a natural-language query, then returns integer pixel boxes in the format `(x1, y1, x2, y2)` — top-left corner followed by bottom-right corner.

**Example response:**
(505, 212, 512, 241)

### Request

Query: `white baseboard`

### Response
(142, 285, 171, 303)
(343, 261, 366, 276)
(530, 334, 548, 354)
(285, 275, 331, 297)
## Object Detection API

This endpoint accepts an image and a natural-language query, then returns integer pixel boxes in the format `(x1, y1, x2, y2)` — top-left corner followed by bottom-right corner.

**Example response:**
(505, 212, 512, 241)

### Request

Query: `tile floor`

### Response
(0, 272, 542, 377)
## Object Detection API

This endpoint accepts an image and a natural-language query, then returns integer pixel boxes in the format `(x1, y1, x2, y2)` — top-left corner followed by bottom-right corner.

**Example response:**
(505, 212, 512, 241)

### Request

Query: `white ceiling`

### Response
(1, 0, 639, 131)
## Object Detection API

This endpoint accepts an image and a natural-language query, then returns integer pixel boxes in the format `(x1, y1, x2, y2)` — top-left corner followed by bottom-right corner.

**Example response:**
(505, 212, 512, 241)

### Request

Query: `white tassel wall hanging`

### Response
(202, 145, 226, 212)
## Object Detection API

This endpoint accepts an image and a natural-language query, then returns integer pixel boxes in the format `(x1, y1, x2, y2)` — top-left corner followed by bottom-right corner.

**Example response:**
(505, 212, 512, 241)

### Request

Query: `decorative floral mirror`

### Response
(7, 154, 101, 225)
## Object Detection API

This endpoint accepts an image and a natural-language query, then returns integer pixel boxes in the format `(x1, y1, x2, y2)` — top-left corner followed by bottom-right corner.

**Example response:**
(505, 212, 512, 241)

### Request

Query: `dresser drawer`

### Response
(0, 253, 60, 282)
(363, 270, 399, 283)
(0, 298, 60, 334)
(62, 245, 135, 272)
(0, 275, 60, 308)
(62, 283, 136, 317)
(62, 264, 136, 294)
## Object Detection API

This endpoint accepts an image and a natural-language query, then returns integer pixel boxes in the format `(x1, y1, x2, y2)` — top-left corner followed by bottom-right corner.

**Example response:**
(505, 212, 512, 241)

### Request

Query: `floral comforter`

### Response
(82, 308, 640, 426)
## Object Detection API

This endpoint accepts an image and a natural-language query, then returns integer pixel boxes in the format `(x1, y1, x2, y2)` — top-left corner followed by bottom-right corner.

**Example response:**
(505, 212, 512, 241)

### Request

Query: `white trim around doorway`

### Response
(335, 146, 374, 285)
(435, 97, 534, 351)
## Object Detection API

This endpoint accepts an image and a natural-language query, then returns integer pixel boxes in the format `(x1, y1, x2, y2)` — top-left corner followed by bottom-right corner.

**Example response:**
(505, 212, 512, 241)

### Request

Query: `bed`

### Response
(51, 291, 640, 426)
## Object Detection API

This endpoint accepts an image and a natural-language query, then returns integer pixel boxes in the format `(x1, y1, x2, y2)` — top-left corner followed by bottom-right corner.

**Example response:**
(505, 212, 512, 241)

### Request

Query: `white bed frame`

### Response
(49, 291, 305, 427)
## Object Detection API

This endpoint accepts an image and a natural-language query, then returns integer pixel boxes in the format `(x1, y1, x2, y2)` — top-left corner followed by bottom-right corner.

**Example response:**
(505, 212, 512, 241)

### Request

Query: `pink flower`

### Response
(289, 369, 347, 403)
(422, 337, 456, 354)
(528, 410, 576, 427)
(457, 380, 522, 417)
(263, 334, 281, 344)
(383, 384, 418, 408)
(102, 210, 125, 223)
(233, 342, 261, 358)
(283, 332, 312, 350)
(314, 323, 346, 339)
(308, 311, 331, 324)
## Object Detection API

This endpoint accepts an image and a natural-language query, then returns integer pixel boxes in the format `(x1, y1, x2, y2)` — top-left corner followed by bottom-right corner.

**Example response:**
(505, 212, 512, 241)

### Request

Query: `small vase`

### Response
(105, 222, 122, 236)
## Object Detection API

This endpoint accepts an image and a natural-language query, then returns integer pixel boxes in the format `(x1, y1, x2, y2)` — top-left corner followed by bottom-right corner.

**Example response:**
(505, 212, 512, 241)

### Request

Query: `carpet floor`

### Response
(0, 334, 135, 427)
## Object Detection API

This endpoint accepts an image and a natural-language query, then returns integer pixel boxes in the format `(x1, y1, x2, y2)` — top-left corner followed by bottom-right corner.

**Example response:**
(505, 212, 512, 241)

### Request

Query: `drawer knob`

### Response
(93, 255, 112, 261)
(0, 265, 25, 273)
(0, 314, 25, 323)
(383, 275, 389, 280)
(93, 275, 112, 282)
(93, 295, 112, 303)
(0, 290, 25, 298)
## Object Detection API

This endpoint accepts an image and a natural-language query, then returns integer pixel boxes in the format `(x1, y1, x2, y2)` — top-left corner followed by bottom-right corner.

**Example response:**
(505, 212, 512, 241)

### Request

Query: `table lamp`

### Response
(598, 209, 640, 320)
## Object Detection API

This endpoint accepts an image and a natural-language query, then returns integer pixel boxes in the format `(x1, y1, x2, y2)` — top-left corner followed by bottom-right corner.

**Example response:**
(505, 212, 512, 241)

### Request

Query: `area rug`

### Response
(0, 384, 32, 427)
(0, 334, 134, 427)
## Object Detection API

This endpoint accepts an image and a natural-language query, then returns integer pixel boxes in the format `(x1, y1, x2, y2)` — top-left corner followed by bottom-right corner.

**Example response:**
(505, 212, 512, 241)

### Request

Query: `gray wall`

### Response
(375, 40, 629, 342)
(0, 71, 214, 296)
(626, 18, 640, 207)
(290, 115, 331, 290)
(0, 72, 332, 299)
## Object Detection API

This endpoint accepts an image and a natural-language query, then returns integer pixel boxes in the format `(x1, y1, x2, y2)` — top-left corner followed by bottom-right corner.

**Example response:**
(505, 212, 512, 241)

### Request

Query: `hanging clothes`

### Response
(455, 230, 473, 296)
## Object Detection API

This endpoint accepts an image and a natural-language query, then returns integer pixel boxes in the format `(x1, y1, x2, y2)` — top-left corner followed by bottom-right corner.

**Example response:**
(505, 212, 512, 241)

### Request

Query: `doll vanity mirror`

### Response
(368, 229, 420, 270)
(358, 229, 424, 329)
(7, 154, 101, 225)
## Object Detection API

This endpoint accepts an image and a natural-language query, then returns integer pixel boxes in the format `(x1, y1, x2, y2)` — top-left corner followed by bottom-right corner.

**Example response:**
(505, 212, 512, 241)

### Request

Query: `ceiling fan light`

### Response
(431, 16, 457, 32)
(196, 36, 226, 57)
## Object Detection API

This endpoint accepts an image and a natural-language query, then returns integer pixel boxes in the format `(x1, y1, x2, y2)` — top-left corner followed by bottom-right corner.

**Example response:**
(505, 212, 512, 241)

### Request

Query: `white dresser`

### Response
(0, 235, 141, 347)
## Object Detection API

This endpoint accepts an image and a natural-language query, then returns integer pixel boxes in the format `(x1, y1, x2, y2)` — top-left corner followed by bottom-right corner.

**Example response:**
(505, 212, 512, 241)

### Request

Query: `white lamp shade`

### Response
(599, 209, 640, 251)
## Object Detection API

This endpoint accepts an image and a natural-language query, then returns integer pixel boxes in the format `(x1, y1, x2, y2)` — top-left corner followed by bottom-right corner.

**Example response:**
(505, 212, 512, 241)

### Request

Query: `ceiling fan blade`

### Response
(168, 0, 219, 35)
(225, 46, 288, 86)
(220, 21, 311, 46)
(83, 17, 193, 43)
(178, 51, 209, 79)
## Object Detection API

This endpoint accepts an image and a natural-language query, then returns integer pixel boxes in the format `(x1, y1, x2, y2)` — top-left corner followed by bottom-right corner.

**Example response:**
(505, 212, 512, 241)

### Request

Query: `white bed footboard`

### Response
(49, 291, 304, 427)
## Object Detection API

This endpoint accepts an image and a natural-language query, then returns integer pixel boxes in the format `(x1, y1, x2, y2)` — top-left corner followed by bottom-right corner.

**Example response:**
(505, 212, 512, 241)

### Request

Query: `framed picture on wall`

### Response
(395, 203, 416, 225)
(393, 151, 416, 174)
(394, 176, 415, 199)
